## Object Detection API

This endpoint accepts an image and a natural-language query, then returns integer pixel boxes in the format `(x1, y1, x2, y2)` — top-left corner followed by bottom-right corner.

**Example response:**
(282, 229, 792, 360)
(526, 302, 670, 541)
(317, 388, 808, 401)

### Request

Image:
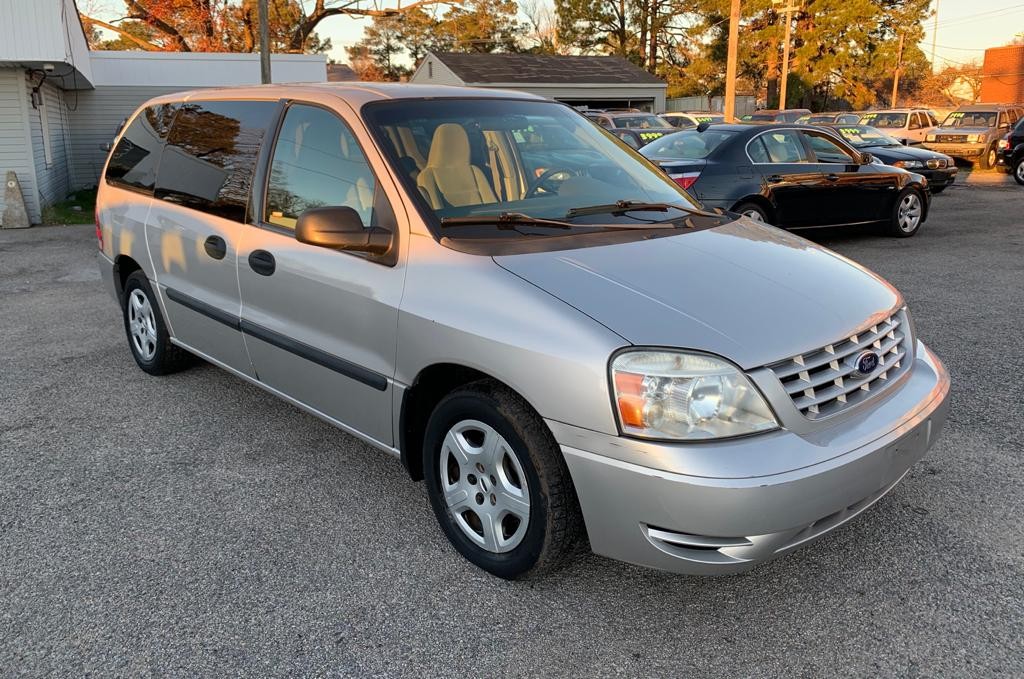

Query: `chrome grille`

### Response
(936, 134, 967, 143)
(769, 308, 912, 419)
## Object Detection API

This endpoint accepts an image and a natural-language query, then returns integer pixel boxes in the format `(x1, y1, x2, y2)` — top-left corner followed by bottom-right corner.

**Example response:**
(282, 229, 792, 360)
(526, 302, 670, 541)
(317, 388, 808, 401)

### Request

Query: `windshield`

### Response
(748, 113, 779, 122)
(641, 129, 738, 159)
(362, 99, 704, 243)
(860, 112, 907, 128)
(942, 111, 998, 127)
(830, 125, 903, 147)
(612, 114, 671, 129)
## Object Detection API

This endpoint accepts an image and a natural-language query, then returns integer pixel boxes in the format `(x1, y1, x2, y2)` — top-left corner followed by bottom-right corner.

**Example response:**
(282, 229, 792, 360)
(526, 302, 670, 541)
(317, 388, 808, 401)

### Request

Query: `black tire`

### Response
(979, 144, 997, 170)
(122, 271, 194, 375)
(422, 379, 585, 579)
(885, 188, 925, 238)
(1014, 157, 1024, 186)
(732, 201, 771, 225)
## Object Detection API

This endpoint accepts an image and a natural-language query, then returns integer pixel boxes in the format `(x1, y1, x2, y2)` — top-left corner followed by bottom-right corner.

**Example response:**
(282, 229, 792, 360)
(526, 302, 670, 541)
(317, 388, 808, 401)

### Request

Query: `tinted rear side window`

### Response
(156, 100, 277, 222)
(105, 103, 178, 193)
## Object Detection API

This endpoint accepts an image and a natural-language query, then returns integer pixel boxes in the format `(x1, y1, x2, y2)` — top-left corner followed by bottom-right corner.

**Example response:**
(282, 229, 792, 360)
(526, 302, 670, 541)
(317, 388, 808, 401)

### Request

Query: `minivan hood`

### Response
(494, 221, 901, 369)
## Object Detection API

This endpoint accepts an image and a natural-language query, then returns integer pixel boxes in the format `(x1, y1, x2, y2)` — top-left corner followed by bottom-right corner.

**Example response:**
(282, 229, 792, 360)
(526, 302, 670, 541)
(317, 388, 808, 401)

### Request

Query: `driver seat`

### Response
(417, 124, 497, 209)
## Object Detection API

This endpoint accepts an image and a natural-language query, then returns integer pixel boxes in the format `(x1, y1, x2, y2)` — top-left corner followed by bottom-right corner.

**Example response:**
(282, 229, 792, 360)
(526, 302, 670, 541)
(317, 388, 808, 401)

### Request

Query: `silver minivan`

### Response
(97, 84, 950, 579)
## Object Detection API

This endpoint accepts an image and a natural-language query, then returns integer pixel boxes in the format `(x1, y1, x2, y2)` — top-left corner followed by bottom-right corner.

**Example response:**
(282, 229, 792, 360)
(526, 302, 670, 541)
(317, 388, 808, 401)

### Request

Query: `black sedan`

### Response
(824, 124, 958, 193)
(639, 123, 931, 237)
(996, 117, 1024, 185)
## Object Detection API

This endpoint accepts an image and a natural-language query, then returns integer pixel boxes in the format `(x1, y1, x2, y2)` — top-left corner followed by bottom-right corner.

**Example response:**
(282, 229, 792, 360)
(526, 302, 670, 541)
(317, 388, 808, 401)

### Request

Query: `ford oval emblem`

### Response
(851, 350, 880, 379)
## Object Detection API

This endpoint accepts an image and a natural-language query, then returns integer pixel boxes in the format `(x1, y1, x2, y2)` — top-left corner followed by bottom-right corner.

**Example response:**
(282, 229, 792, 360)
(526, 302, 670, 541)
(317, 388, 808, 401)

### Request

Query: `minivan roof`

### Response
(140, 82, 545, 109)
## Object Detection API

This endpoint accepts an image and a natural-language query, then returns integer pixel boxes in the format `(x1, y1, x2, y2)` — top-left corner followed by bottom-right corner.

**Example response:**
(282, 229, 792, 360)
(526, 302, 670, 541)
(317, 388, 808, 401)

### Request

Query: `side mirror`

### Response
(295, 206, 391, 255)
(859, 152, 874, 165)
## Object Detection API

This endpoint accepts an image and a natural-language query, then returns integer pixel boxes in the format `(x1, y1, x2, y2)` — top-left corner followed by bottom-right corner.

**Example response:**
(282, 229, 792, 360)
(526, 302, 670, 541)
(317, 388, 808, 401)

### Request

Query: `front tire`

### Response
(1014, 157, 1024, 186)
(422, 380, 585, 579)
(886, 188, 924, 238)
(980, 144, 997, 170)
(122, 271, 194, 375)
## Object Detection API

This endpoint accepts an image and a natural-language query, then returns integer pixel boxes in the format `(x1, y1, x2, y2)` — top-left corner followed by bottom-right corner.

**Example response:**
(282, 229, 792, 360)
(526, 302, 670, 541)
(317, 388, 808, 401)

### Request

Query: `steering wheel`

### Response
(525, 167, 578, 198)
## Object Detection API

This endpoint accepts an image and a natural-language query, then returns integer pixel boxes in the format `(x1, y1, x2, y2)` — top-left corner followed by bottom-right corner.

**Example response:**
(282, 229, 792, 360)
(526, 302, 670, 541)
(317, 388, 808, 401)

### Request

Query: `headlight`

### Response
(968, 133, 987, 143)
(926, 133, 937, 142)
(611, 350, 778, 440)
(893, 160, 924, 169)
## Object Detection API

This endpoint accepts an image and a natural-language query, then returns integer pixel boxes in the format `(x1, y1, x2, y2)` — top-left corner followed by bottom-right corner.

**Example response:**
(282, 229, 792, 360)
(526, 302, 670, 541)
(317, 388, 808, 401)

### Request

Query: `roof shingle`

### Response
(429, 52, 664, 85)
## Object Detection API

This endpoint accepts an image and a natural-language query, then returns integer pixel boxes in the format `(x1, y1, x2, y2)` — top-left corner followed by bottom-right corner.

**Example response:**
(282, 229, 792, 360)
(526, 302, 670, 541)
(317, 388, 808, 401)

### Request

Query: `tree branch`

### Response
(124, 0, 192, 51)
(80, 14, 159, 50)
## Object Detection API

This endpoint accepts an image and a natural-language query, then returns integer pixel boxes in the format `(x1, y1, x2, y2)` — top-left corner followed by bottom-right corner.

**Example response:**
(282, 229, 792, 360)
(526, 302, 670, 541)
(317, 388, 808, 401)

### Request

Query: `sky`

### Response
(86, 0, 1024, 70)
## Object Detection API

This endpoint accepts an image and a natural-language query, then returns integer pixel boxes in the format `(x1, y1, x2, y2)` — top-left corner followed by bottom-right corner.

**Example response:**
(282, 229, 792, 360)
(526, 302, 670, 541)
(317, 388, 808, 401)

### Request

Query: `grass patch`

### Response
(41, 189, 97, 225)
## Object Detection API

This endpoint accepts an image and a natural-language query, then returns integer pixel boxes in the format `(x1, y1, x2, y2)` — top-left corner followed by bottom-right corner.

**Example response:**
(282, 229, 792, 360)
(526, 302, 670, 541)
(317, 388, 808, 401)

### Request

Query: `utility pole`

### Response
(930, 0, 939, 71)
(724, 0, 741, 121)
(773, 0, 799, 111)
(258, 0, 271, 84)
(891, 31, 905, 107)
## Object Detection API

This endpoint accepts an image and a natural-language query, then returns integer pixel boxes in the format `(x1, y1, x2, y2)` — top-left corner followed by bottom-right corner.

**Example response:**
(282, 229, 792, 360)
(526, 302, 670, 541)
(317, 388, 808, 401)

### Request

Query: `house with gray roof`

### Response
(409, 52, 667, 113)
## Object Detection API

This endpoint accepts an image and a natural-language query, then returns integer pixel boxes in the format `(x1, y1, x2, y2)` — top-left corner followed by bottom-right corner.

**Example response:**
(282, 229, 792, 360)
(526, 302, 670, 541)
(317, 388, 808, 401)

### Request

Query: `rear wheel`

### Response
(122, 271, 194, 375)
(733, 201, 771, 225)
(1014, 157, 1024, 186)
(886, 188, 924, 238)
(422, 380, 585, 579)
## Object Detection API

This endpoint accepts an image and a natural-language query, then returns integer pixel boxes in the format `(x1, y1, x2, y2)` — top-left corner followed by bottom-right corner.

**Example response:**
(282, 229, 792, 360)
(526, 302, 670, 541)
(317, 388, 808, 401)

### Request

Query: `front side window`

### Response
(265, 104, 380, 229)
(801, 131, 856, 163)
(106, 103, 178, 193)
(749, 130, 809, 163)
(363, 99, 704, 245)
(155, 100, 277, 222)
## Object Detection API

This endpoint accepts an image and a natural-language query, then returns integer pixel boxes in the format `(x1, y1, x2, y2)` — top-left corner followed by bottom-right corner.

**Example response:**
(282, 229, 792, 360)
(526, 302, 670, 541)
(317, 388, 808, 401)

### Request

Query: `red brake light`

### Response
(670, 172, 701, 190)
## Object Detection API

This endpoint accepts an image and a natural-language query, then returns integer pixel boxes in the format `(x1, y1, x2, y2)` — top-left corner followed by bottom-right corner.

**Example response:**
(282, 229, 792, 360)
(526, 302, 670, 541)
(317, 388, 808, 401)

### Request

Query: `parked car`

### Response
(825, 124, 958, 193)
(746, 108, 812, 123)
(97, 85, 949, 580)
(996, 116, 1024, 185)
(795, 112, 862, 125)
(923, 104, 1024, 169)
(640, 123, 931, 236)
(859, 109, 939, 145)
(661, 111, 726, 129)
(583, 111, 677, 147)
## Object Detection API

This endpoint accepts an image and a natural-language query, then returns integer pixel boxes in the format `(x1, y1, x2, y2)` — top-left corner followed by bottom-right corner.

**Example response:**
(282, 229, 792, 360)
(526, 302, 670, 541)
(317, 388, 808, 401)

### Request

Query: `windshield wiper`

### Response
(565, 200, 721, 219)
(440, 212, 575, 229)
(439, 212, 680, 231)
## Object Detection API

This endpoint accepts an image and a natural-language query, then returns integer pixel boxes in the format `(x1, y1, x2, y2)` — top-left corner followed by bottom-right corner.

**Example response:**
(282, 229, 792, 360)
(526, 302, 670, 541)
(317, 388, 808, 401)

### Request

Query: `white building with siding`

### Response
(0, 0, 326, 225)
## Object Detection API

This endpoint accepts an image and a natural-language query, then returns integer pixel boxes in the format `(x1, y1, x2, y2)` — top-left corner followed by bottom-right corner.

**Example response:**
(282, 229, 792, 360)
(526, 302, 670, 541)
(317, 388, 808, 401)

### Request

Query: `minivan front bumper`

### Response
(552, 341, 949, 575)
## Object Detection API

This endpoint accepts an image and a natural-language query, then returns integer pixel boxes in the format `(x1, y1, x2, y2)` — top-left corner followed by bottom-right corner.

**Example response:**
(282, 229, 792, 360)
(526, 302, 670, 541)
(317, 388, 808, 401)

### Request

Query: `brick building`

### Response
(980, 44, 1024, 104)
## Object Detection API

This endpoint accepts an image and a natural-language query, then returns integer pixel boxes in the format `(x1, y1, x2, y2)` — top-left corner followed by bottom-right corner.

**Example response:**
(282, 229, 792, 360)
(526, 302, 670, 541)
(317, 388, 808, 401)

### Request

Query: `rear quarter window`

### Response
(155, 100, 278, 222)
(105, 103, 178, 193)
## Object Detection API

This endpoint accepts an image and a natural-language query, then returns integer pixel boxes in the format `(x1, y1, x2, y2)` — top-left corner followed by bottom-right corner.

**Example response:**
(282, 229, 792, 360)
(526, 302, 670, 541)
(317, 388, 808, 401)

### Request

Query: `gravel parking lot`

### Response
(2, 180, 1022, 677)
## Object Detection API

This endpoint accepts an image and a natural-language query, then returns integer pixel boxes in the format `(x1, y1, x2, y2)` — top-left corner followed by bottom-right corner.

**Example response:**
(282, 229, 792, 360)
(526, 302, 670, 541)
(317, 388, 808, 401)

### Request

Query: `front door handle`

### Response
(248, 249, 276, 276)
(825, 173, 840, 182)
(766, 174, 783, 183)
(203, 235, 227, 260)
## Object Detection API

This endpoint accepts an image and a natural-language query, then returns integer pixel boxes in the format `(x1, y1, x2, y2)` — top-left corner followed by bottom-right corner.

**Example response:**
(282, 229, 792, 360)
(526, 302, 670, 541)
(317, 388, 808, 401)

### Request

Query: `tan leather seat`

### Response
(416, 124, 497, 209)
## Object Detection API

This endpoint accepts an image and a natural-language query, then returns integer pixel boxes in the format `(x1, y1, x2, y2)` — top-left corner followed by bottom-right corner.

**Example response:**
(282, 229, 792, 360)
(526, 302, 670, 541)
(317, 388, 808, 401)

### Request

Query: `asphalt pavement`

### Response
(1, 179, 1022, 677)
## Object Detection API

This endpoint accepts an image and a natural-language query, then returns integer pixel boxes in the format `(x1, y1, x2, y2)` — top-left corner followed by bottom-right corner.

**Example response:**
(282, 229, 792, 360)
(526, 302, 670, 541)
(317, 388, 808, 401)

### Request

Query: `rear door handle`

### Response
(825, 173, 840, 182)
(248, 249, 276, 276)
(203, 235, 227, 260)
(766, 174, 783, 183)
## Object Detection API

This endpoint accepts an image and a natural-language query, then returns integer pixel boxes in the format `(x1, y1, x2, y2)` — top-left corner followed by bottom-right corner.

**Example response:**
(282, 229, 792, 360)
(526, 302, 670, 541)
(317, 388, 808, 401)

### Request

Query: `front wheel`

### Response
(886, 188, 924, 238)
(422, 380, 585, 579)
(979, 144, 997, 170)
(1014, 157, 1024, 186)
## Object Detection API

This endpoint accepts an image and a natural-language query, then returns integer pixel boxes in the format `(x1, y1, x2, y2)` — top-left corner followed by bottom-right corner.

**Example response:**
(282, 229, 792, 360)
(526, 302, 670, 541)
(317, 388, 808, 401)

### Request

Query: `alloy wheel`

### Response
(988, 148, 997, 168)
(897, 192, 922, 232)
(741, 209, 765, 223)
(1016, 160, 1024, 184)
(128, 289, 158, 361)
(439, 419, 530, 553)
